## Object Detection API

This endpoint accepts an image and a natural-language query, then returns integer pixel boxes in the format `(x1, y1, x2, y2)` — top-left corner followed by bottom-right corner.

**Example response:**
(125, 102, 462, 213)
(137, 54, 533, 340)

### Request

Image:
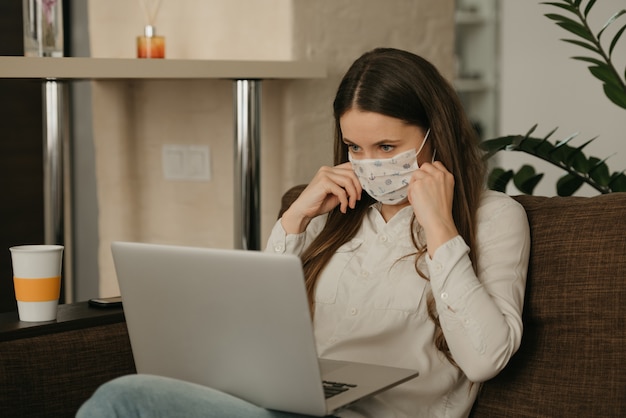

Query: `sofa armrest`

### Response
(0, 303, 136, 418)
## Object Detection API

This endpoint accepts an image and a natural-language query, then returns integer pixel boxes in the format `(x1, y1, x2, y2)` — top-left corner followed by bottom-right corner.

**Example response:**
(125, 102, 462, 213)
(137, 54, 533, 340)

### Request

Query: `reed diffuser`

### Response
(136, 0, 164, 58)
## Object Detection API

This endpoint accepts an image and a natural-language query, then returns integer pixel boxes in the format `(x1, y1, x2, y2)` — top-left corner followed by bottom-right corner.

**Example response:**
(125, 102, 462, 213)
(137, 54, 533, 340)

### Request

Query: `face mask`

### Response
(349, 129, 430, 205)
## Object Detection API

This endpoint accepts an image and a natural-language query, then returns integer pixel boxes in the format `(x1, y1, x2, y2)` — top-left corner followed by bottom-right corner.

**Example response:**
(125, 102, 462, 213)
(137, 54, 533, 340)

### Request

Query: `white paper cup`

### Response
(9, 245, 64, 322)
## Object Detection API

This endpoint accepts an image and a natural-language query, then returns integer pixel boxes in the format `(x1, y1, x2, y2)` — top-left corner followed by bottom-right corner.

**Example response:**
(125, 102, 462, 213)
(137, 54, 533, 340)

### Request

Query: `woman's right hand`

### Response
(280, 162, 362, 234)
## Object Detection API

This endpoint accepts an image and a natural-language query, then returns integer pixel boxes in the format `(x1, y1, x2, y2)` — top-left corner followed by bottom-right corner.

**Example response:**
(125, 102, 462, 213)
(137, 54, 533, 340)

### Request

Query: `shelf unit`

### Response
(0, 57, 325, 80)
(0, 57, 326, 301)
(454, 0, 499, 140)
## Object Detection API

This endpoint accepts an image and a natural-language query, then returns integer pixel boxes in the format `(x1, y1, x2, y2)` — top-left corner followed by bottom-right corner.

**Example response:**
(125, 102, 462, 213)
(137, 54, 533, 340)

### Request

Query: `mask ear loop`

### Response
(416, 128, 430, 156)
(418, 128, 436, 163)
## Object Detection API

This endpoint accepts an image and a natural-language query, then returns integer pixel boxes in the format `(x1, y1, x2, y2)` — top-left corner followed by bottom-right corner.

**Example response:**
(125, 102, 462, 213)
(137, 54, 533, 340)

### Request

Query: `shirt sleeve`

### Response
(425, 193, 530, 382)
(264, 214, 328, 256)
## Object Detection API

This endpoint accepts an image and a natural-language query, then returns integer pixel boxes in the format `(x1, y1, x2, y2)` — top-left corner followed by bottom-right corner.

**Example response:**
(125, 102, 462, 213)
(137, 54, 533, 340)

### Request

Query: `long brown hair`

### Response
(300, 48, 485, 365)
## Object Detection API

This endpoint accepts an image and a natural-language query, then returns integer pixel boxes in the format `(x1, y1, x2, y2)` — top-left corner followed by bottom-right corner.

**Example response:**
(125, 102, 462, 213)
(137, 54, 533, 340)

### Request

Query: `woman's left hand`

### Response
(407, 161, 459, 257)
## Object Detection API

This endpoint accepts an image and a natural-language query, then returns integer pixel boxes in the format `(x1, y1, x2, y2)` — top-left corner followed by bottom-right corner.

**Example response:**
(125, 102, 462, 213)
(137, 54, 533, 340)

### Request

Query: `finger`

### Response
(341, 162, 363, 202)
(431, 160, 451, 173)
(324, 166, 362, 207)
(342, 177, 361, 209)
(311, 164, 362, 212)
(325, 182, 350, 213)
(409, 167, 428, 184)
(414, 162, 438, 174)
(335, 162, 362, 189)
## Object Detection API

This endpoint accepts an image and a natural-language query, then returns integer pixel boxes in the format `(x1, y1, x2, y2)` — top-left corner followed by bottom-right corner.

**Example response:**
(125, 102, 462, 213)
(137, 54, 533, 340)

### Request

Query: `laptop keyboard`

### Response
(322, 380, 357, 398)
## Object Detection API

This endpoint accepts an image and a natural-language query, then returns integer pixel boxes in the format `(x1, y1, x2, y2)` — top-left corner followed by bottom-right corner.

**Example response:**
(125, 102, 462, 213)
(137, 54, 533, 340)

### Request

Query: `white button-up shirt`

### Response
(266, 190, 530, 417)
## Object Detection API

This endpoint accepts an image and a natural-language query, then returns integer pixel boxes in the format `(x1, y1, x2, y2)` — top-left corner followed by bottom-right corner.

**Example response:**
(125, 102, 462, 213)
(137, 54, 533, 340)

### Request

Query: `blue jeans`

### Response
(76, 374, 336, 418)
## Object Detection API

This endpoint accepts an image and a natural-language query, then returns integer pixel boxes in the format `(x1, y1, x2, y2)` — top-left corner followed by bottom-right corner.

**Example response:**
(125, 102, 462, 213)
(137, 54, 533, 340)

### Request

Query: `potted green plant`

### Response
(481, 0, 626, 196)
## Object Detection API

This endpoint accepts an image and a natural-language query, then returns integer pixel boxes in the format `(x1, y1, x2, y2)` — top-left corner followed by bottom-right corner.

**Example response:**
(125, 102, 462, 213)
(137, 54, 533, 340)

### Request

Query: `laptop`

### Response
(111, 241, 419, 416)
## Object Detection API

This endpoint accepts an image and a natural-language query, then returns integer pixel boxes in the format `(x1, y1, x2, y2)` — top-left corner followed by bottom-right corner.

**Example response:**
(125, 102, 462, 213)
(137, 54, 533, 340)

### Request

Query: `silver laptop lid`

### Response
(112, 241, 328, 416)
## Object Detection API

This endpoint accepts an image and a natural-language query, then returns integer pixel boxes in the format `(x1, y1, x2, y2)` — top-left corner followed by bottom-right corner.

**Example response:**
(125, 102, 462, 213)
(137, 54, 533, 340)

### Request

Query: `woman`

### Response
(77, 48, 530, 418)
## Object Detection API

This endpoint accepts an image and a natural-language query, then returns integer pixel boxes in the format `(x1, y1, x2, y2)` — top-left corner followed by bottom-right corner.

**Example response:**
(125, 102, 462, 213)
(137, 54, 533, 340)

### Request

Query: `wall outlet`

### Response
(162, 145, 211, 181)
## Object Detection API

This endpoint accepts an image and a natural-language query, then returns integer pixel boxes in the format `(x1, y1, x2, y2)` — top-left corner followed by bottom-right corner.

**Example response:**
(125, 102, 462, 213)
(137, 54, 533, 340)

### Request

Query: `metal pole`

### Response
(234, 80, 261, 250)
(43, 80, 72, 302)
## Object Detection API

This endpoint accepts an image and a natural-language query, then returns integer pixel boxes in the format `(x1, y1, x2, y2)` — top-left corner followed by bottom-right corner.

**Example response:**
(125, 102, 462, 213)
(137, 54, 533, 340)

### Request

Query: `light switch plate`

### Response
(162, 145, 210, 181)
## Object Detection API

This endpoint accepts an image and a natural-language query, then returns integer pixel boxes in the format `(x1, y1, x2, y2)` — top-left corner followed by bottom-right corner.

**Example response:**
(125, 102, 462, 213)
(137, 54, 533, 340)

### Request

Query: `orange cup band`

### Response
(14, 277, 61, 302)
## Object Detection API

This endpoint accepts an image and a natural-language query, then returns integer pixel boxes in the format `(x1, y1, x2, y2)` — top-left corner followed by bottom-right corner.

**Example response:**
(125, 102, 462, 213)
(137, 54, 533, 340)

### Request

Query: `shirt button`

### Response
(441, 292, 449, 300)
(432, 263, 443, 273)
(360, 270, 369, 278)
(329, 338, 338, 344)
(273, 243, 285, 252)
(349, 307, 358, 316)
(379, 235, 388, 243)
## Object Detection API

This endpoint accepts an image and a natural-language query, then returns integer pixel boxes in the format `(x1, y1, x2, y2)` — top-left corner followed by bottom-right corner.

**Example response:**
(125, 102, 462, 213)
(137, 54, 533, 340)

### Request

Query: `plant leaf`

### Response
(541, 2, 577, 14)
(583, 0, 597, 18)
(588, 64, 623, 89)
(572, 56, 605, 66)
(533, 126, 559, 152)
(557, 174, 584, 196)
(513, 165, 544, 195)
(569, 149, 589, 173)
(510, 134, 526, 149)
(609, 23, 626, 57)
(603, 83, 626, 109)
(551, 18, 596, 42)
(480, 136, 519, 155)
(552, 132, 579, 150)
(587, 156, 611, 186)
(483, 129, 622, 195)
(608, 172, 626, 191)
(512, 164, 536, 184)
(598, 9, 626, 40)
(562, 38, 600, 54)
(519, 173, 544, 195)
(487, 168, 514, 193)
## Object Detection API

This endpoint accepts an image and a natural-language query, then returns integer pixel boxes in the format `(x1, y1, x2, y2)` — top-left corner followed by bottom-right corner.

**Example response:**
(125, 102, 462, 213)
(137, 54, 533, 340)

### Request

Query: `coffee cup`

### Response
(9, 245, 64, 322)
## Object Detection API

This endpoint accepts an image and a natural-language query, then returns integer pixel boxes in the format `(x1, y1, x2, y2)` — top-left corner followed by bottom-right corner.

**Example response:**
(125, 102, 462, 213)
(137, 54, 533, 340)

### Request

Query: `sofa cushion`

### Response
(471, 193, 626, 417)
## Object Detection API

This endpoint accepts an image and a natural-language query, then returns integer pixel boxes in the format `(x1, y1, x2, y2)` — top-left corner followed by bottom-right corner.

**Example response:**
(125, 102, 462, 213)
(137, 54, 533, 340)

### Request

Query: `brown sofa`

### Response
(1, 191, 625, 417)
(0, 304, 135, 418)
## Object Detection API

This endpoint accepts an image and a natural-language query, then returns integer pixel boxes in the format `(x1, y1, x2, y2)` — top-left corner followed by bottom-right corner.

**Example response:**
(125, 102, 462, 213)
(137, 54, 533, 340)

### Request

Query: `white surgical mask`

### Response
(349, 129, 430, 205)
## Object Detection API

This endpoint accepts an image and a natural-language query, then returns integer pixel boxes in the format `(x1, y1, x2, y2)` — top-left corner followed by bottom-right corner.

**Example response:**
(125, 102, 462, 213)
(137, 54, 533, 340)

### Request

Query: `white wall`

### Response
(499, 1, 626, 196)
(88, 0, 295, 60)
